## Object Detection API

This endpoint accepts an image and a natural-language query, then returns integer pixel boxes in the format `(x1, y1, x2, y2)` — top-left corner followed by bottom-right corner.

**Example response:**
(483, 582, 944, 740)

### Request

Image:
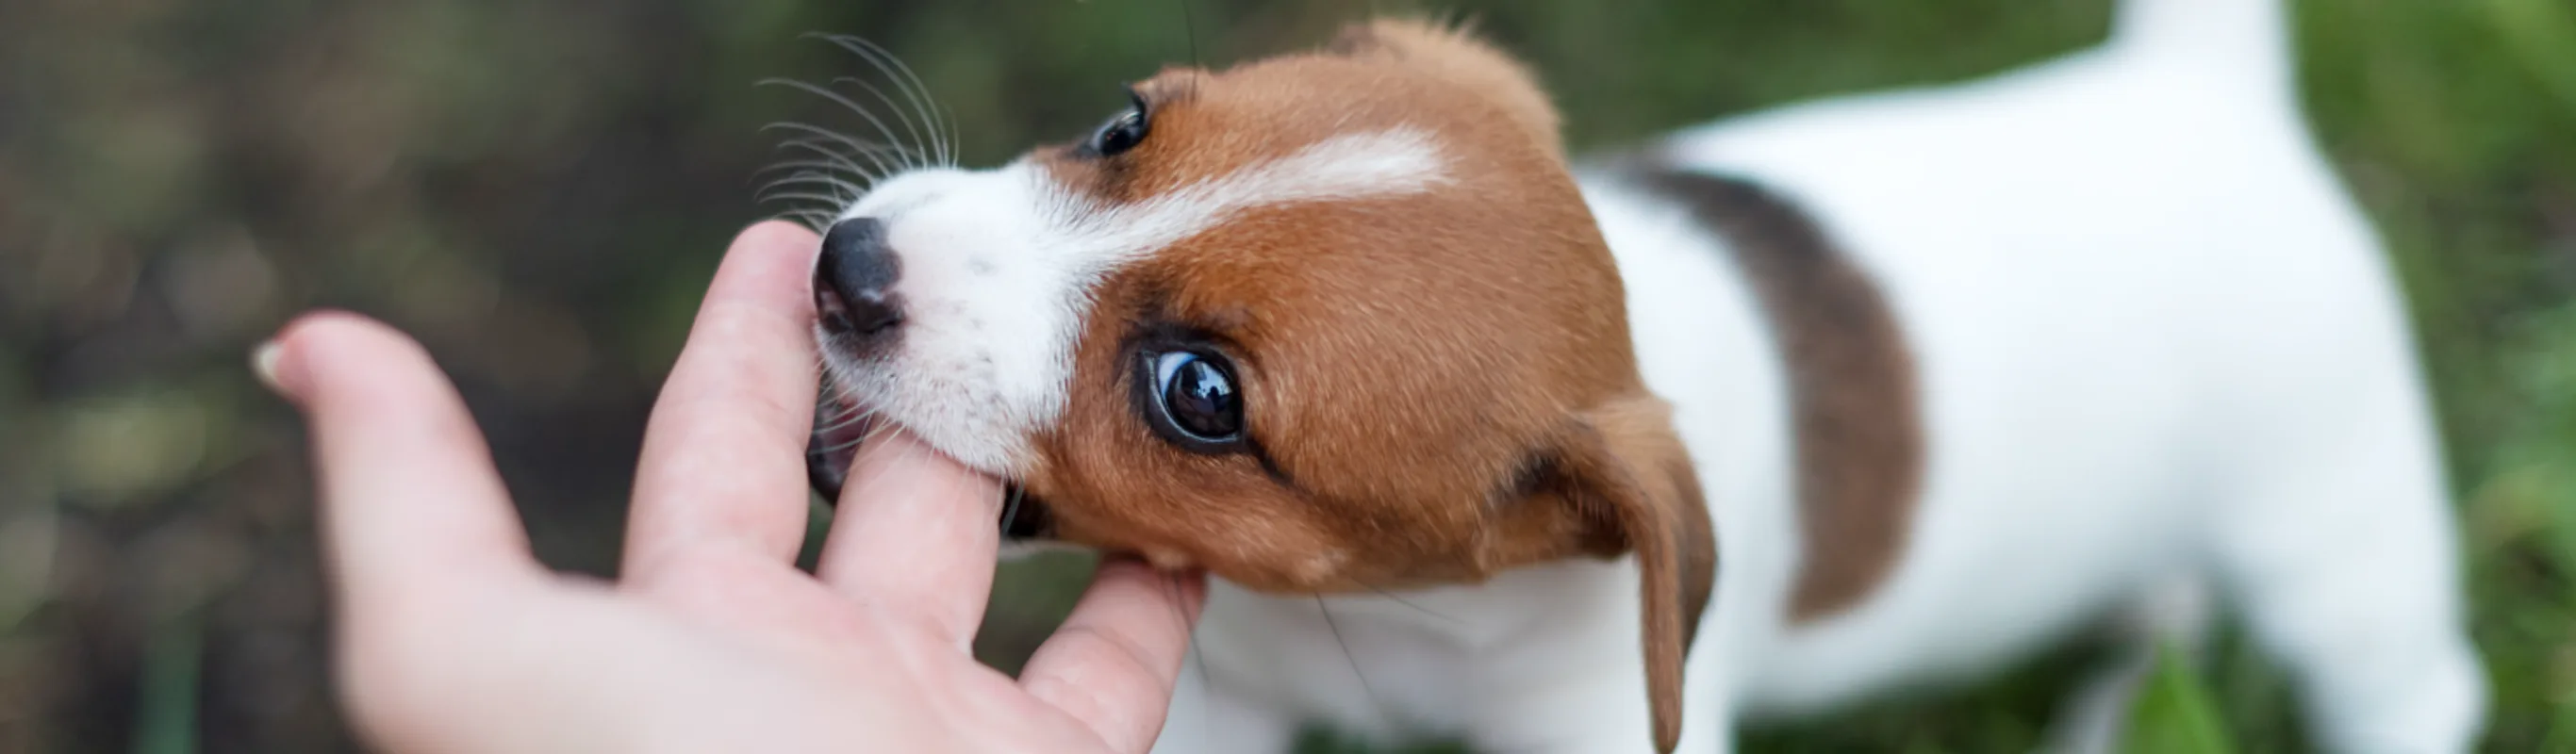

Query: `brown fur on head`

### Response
(811, 18, 1715, 750)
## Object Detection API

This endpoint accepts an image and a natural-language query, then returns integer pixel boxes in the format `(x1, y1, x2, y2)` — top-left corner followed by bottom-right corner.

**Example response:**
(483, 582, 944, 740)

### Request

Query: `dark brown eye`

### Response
(1087, 92, 1149, 156)
(1148, 350, 1241, 445)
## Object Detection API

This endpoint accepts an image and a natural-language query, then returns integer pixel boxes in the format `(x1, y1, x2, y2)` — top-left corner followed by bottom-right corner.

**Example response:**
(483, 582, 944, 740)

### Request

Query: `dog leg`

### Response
(2041, 576, 2214, 754)
(2211, 401, 2485, 753)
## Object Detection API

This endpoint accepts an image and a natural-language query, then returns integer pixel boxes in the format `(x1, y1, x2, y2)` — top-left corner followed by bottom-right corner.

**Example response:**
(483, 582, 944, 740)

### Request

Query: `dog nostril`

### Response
(815, 217, 905, 339)
(814, 277, 855, 332)
(822, 284, 900, 336)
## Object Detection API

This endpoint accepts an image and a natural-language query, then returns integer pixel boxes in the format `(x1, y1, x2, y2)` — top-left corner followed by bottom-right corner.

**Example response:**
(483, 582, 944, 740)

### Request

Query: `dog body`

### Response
(1151, 4, 2484, 752)
(802, 1, 2482, 751)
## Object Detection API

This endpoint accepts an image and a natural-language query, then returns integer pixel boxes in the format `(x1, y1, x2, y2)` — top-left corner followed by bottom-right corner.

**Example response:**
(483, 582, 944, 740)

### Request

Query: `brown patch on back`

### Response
(1628, 167, 1925, 623)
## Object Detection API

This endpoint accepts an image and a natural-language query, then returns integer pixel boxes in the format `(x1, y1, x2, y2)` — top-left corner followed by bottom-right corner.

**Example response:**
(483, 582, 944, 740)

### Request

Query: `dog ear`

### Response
(1542, 394, 1717, 752)
(1328, 17, 1563, 158)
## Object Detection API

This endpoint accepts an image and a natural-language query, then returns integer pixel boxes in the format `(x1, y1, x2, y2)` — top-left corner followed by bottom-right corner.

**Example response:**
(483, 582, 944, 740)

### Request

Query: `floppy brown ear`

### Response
(1550, 395, 1717, 752)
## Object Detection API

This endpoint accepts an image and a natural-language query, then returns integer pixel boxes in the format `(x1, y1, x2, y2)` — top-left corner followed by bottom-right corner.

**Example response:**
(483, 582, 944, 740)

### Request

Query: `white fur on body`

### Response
(1148, 2, 2484, 752)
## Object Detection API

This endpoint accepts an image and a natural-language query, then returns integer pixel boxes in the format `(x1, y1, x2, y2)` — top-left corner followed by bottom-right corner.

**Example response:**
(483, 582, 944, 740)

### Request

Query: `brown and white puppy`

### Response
(803, 3, 2483, 752)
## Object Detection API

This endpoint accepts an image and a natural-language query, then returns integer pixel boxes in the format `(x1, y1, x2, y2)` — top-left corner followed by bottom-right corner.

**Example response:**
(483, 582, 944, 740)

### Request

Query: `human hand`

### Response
(259, 221, 1207, 754)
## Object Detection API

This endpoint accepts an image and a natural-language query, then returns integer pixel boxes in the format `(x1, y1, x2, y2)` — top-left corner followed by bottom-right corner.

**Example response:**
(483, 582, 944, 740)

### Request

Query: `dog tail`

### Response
(2111, 0, 2295, 91)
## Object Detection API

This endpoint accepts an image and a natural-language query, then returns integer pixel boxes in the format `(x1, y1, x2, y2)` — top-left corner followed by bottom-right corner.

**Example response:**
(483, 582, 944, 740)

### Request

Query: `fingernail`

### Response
(251, 339, 287, 395)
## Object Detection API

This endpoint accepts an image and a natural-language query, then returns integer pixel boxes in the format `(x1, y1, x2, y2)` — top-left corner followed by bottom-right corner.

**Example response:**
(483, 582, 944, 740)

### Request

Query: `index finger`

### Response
(813, 429, 1005, 650)
(623, 221, 825, 578)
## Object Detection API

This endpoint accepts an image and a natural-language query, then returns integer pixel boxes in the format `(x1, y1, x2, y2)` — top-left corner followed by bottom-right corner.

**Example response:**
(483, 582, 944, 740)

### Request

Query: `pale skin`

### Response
(260, 221, 1207, 754)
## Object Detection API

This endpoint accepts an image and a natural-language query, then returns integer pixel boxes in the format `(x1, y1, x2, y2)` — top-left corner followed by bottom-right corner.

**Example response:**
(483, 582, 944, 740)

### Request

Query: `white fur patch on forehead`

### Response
(822, 127, 1448, 477)
(1054, 126, 1452, 263)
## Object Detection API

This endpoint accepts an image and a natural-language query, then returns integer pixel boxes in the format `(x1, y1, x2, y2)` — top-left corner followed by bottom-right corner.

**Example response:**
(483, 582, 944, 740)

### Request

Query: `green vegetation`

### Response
(1, 0, 2566, 750)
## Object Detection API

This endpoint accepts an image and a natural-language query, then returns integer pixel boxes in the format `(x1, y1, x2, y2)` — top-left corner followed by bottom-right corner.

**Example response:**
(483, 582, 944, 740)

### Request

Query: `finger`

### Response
(812, 429, 1004, 650)
(623, 221, 825, 578)
(1018, 560, 1207, 753)
(261, 312, 540, 611)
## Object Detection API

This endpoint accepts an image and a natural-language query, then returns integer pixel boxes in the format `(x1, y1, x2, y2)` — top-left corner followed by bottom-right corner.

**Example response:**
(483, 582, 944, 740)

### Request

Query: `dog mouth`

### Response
(805, 388, 1057, 540)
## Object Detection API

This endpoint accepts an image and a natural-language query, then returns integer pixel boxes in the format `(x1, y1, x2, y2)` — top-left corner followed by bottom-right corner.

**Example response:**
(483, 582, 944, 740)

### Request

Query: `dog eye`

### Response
(1148, 350, 1242, 445)
(1087, 92, 1150, 156)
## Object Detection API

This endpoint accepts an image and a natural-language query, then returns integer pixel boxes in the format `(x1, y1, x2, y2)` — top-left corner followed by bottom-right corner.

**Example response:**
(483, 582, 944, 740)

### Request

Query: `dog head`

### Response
(805, 20, 1713, 748)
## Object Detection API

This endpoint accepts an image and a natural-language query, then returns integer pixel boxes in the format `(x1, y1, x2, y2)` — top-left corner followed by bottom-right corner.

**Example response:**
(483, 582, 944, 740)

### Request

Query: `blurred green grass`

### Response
(2, 0, 2569, 751)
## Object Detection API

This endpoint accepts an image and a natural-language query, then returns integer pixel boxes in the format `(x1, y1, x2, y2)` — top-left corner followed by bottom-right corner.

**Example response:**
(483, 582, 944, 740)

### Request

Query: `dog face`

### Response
(807, 20, 1714, 748)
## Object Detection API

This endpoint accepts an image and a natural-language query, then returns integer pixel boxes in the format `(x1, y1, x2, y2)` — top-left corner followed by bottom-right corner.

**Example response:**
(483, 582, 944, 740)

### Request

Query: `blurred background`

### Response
(2, 0, 2570, 751)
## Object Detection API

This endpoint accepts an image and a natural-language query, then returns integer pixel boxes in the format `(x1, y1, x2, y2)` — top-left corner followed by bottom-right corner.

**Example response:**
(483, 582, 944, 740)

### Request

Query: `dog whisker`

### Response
(816, 34, 956, 167)
(1314, 597, 1385, 723)
(775, 141, 901, 192)
(767, 207, 834, 233)
(763, 123, 927, 180)
(817, 412, 900, 459)
(763, 126, 915, 186)
(1175, 568, 1212, 752)
(813, 402, 881, 438)
(814, 413, 876, 441)
(758, 190, 861, 210)
(766, 137, 908, 175)
(999, 484, 1023, 538)
(1172, 0, 1201, 69)
(817, 422, 884, 453)
(753, 177, 842, 206)
(828, 75, 937, 171)
(760, 78, 932, 174)
(754, 172, 859, 214)
(752, 160, 861, 190)
(1357, 582, 1463, 626)
(754, 35, 955, 242)
(766, 198, 834, 225)
(856, 418, 901, 450)
(753, 172, 844, 202)
(756, 173, 870, 204)
(752, 156, 872, 183)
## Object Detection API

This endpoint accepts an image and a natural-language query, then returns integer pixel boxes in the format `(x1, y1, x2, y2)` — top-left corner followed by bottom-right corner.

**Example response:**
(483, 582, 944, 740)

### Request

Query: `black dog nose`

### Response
(814, 218, 904, 340)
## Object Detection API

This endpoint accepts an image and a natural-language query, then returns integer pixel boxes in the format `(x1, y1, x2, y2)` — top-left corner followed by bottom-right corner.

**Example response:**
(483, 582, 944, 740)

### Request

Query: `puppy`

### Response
(803, 1, 2485, 751)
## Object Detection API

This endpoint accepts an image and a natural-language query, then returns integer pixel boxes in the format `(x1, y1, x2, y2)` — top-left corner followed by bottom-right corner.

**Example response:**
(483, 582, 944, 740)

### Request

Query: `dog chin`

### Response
(806, 381, 1074, 551)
